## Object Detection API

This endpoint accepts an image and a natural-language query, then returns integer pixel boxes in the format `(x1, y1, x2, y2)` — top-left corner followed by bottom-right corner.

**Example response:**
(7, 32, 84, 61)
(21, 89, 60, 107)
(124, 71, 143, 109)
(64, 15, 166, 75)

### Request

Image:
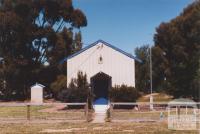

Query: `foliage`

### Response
(58, 71, 89, 102)
(50, 75, 67, 98)
(153, 1, 200, 99)
(135, 1, 200, 100)
(0, 0, 87, 100)
(109, 85, 140, 102)
(135, 45, 150, 93)
(135, 44, 171, 93)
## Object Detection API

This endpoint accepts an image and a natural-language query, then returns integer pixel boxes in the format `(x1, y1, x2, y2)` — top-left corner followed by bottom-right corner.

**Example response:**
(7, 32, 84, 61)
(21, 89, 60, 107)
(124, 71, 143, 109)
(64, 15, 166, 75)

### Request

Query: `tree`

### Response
(135, 45, 167, 93)
(0, 0, 87, 100)
(154, 1, 200, 99)
(135, 45, 150, 93)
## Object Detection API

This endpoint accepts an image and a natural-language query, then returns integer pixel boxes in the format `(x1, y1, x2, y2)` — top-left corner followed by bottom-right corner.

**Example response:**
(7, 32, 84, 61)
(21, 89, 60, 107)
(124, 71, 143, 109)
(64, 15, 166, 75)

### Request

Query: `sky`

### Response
(73, 0, 193, 54)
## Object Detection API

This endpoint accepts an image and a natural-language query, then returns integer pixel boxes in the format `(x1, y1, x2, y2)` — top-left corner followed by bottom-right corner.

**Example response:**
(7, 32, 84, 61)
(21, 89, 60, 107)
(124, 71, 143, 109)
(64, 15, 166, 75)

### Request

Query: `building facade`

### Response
(61, 40, 141, 103)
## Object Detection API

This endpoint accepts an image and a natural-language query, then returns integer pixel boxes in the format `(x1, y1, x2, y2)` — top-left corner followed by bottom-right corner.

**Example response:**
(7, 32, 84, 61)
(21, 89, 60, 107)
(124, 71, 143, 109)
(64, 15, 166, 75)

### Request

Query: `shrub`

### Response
(58, 71, 89, 102)
(109, 84, 140, 102)
(50, 75, 67, 99)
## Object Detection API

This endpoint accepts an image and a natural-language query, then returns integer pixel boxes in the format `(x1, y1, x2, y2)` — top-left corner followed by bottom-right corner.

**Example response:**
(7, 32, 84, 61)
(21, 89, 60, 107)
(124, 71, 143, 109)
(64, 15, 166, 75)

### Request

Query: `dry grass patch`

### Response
(0, 105, 85, 120)
(0, 122, 198, 134)
(112, 110, 168, 120)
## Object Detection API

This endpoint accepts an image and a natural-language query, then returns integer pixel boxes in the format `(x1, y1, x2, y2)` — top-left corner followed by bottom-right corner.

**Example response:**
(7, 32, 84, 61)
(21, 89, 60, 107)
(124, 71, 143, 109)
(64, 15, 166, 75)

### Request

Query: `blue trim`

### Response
(59, 40, 142, 64)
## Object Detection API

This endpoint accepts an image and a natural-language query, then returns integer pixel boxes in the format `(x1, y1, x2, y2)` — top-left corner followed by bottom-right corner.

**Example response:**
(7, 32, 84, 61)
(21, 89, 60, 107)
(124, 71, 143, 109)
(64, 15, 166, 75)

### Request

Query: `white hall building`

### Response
(61, 40, 141, 103)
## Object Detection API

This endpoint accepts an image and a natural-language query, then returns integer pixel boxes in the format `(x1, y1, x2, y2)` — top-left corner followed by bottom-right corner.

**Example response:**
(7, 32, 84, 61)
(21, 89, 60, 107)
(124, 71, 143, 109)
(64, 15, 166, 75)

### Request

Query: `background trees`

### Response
(154, 1, 200, 100)
(135, 1, 200, 100)
(0, 0, 199, 101)
(0, 0, 87, 100)
(135, 45, 150, 93)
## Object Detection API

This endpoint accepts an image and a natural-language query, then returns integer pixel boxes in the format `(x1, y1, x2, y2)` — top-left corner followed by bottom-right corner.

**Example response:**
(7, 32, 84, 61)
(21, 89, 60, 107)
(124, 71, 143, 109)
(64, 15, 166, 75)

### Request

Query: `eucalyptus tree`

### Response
(0, 0, 87, 100)
(154, 1, 200, 99)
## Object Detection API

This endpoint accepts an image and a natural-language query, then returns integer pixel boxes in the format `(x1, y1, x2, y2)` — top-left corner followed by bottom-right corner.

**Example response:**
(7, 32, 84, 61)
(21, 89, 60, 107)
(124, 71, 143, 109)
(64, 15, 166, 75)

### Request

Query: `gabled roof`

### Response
(31, 83, 45, 88)
(168, 98, 197, 107)
(60, 40, 142, 64)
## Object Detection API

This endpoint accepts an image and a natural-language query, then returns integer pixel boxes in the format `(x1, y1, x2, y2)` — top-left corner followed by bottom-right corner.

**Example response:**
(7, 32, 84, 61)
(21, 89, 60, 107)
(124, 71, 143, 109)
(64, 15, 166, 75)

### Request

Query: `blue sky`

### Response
(73, 0, 193, 54)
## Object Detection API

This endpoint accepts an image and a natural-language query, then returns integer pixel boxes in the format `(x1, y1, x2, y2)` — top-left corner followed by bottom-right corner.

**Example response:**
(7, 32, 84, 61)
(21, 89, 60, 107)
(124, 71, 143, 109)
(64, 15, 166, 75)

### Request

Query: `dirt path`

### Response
(38, 103, 66, 113)
(0, 119, 85, 124)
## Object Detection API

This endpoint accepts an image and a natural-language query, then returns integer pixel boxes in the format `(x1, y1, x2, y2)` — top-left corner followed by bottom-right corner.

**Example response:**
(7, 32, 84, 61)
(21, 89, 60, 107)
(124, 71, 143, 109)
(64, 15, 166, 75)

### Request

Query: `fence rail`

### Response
(0, 102, 90, 122)
(0, 102, 87, 107)
(111, 102, 200, 105)
(108, 103, 199, 127)
(0, 102, 199, 123)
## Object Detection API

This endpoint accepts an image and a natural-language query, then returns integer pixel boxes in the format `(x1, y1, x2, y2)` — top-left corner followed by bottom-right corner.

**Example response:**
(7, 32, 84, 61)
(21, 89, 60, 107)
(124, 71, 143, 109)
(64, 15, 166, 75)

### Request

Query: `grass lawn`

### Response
(0, 105, 85, 120)
(0, 122, 198, 134)
(112, 110, 168, 120)
(112, 108, 198, 120)
(0, 105, 199, 133)
(0, 103, 199, 133)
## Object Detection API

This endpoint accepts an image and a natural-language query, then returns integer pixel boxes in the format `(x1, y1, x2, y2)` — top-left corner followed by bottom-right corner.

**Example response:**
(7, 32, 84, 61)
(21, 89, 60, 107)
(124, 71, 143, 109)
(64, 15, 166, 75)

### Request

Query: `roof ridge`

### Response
(60, 40, 142, 64)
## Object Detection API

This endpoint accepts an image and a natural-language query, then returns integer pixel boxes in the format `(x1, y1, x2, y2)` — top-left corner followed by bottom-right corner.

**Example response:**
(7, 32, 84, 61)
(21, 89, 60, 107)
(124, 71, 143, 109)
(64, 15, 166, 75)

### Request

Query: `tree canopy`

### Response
(154, 1, 200, 99)
(135, 1, 200, 100)
(0, 0, 87, 100)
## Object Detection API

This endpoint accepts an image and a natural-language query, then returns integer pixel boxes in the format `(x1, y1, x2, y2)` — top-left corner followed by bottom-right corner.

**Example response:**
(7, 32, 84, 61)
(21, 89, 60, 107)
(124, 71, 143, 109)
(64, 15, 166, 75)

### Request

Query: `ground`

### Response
(0, 122, 198, 134)
(0, 97, 199, 134)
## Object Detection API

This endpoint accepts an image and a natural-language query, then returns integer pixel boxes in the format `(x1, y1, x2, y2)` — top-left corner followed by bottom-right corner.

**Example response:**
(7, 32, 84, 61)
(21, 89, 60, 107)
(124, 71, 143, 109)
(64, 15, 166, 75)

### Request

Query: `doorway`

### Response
(91, 72, 111, 105)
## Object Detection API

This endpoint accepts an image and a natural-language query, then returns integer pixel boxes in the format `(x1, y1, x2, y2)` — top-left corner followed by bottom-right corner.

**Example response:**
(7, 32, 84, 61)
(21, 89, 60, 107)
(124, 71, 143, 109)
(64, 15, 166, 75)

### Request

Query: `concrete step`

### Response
(92, 105, 109, 123)
(93, 105, 109, 113)
(92, 113, 106, 123)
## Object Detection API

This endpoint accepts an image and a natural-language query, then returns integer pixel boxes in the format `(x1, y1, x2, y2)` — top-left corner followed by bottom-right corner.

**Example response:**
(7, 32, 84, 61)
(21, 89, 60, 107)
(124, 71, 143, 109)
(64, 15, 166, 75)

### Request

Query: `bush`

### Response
(50, 75, 67, 99)
(58, 71, 89, 102)
(109, 84, 140, 102)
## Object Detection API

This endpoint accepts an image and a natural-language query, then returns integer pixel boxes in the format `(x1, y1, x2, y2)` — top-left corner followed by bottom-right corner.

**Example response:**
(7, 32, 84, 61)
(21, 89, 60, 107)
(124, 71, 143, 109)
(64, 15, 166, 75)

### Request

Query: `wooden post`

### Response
(85, 98, 89, 121)
(84, 104, 86, 116)
(27, 105, 30, 120)
(84, 103, 88, 116)
(178, 106, 180, 119)
(186, 106, 187, 115)
(110, 103, 113, 118)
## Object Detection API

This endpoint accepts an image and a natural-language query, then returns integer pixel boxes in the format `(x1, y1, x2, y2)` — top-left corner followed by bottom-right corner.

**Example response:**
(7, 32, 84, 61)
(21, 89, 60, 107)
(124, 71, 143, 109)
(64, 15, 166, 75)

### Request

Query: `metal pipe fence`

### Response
(109, 102, 200, 123)
(0, 102, 199, 124)
(0, 103, 88, 121)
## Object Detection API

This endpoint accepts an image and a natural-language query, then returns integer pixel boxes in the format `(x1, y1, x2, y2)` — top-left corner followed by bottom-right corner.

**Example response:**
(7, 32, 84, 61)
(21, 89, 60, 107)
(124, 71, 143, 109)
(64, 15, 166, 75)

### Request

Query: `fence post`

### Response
(110, 103, 113, 117)
(27, 105, 30, 120)
(84, 103, 87, 116)
(85, 99, 89, 121)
